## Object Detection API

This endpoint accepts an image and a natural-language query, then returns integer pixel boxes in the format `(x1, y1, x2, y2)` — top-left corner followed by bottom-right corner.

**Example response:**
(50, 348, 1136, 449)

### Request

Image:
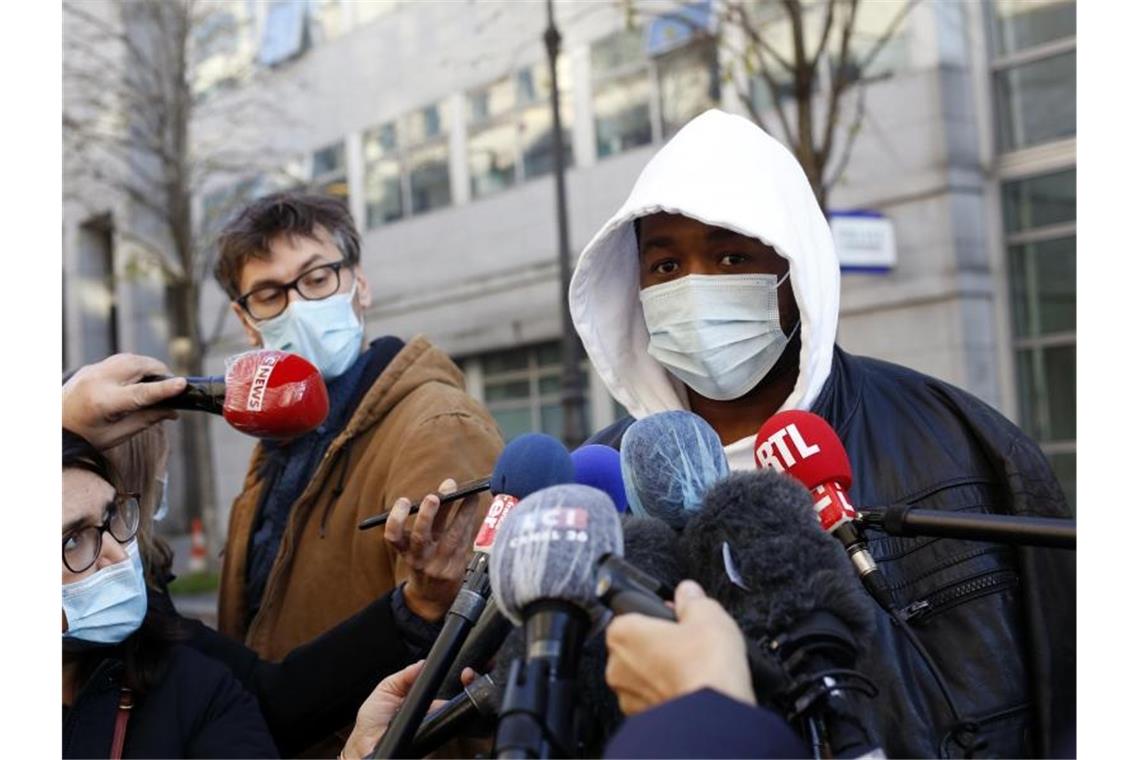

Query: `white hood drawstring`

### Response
(569, 109, 840, 469)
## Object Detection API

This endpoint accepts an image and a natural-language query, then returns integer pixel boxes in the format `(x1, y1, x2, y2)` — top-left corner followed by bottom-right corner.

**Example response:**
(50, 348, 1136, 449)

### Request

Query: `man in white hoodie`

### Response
(570, 110, 1074, 757)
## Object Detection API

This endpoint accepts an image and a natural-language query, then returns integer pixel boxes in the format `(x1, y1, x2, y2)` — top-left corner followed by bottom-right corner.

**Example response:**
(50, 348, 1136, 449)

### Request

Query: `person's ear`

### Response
(232, 303, 263, 348)
(355, 270, 372, 311)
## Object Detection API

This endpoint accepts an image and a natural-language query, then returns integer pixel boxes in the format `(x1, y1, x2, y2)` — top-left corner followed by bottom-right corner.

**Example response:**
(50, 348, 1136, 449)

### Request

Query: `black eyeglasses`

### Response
(62, 494, 141, 574)
(236, 260, 350, 321)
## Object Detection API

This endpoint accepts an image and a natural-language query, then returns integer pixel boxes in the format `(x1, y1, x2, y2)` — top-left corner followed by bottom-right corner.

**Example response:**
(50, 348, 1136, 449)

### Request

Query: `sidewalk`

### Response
(166, 533, 219, 628)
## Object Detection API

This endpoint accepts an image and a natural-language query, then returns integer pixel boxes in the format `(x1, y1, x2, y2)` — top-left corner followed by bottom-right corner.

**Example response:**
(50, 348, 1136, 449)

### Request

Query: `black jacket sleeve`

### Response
(161, 589, 417, 757)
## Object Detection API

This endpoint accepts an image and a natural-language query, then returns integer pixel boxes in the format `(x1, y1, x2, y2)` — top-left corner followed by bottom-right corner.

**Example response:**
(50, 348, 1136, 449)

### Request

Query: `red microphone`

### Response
(152, 350, 330, 439)
(755, 410, 891, 610)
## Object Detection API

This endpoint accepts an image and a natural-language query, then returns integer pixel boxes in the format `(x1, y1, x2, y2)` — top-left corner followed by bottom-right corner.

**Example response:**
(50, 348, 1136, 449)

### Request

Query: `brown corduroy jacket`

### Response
(217, 335, 504, 662)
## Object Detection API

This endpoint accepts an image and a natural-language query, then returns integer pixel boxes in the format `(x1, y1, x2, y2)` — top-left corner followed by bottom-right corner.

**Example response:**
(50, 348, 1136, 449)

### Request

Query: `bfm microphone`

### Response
(755, 410, 892, 610)
(620, 410, 730, 530)
(436, 449, 631, 701)
(681, 470, 881, 758)
(148, 349, 330, 439)
(571, 445, 629, 513)
(371, 434, 574, 758)
(490, 484, 623, 759)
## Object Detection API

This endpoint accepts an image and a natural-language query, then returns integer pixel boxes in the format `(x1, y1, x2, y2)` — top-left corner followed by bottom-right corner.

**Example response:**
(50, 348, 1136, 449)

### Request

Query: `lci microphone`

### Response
(371, 434, 575, 758)
(755, 410, 891, 610)
(148, 349, 329, 439)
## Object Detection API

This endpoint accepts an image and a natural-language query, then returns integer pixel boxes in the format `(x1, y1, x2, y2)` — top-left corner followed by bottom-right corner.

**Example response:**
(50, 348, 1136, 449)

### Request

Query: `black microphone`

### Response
(681, 470, 881, 758)
(490, 484, 623, 759)
(371, 434, 574, 759)
(858, 504, 1076, 548)
(410, 622, 528, 757)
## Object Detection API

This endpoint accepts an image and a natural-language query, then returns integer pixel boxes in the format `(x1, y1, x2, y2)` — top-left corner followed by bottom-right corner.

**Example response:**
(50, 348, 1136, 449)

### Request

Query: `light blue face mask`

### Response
(640, 273, 800, 402)
(62, 541, 148, 645)
(255, 281, 364, 380)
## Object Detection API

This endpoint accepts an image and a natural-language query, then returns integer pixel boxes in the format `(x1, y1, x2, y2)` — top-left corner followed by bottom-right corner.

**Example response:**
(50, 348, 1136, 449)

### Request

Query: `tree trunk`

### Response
(166, 278, 219, 567)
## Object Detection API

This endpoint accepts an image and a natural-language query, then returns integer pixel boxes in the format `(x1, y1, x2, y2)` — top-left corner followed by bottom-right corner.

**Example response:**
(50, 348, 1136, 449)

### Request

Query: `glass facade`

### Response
(362, 101, 452, 228)
(990, 0, 1076, 152)
(467, 60, 574, 200)
(1001, 169, 1076, 509)
(478, 341, 569, 442)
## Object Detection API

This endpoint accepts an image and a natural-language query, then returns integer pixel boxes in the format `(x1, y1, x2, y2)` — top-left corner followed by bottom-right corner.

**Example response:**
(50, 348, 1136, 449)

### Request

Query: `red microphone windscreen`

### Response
(222, 350, 330, 438)
(754, 410, 851, 490)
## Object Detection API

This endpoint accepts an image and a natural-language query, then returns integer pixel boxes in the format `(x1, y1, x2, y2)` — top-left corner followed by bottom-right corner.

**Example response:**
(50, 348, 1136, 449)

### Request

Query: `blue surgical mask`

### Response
(62, 541, 148, 645)
(640, 273, 800, 401)
(255, 281, 364, 380)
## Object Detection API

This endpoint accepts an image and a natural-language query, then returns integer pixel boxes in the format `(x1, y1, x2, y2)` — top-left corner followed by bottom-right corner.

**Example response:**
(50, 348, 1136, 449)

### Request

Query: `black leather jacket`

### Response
(587, 347, 1076, 758)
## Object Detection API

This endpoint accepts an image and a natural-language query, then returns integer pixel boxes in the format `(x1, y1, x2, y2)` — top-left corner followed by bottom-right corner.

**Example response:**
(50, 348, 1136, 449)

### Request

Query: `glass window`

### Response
(469, 122, 518, 197)
(1002, 169, 1076, 509)
(312, 142, 346, 177)
(407, 143, 451, 214)
(592, 29, 653, 160)
(362, 100, 452, 227)
(991, 0, 1075, 57)
(1008, 236, 1075, 339)
(591, 28, 645, 77)
(1015, 343, 1075, 443)
(594, 73, 653, 158)
(259, 0, 307, 67)
(477, 342, 591, 443)
(467, 59, 574, 199)
(657, 42, 718, 139)
(1001, 169, 1076, 233)
(994, 52, 1076, 152)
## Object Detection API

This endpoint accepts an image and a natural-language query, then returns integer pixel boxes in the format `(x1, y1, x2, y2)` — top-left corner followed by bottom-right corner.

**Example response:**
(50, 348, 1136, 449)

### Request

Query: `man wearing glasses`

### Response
(211, 193, 503, 733)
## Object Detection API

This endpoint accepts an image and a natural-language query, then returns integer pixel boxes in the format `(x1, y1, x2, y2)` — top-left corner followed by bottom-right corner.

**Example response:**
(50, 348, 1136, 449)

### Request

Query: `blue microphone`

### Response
(572, 444, 628, 513)
(620, 410, 730, 530)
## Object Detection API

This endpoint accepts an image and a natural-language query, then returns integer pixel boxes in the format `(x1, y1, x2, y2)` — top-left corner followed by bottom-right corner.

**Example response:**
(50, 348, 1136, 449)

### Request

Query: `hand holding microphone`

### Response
(605, 580, 755, 717)
(341, 660, 479, 760)
(63, 353, 188, 449)
(146, 349, 331, 439)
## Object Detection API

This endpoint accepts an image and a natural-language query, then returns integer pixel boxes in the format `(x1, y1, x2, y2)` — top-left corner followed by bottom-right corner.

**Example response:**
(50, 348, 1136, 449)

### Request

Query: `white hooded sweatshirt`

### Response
(569, 109, 841, 470)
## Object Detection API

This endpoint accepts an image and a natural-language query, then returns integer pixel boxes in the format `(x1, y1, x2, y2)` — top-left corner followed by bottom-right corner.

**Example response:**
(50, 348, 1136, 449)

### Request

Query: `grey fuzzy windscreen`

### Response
(620, 515, 687, 591)
(490, 484, 623, 625)
(620, 410, 730, 530)
(680, 470, 876, 644)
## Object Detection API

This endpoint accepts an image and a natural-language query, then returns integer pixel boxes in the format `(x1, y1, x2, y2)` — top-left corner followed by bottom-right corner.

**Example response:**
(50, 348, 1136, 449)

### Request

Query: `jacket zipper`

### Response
(898, 570, 1019, 624)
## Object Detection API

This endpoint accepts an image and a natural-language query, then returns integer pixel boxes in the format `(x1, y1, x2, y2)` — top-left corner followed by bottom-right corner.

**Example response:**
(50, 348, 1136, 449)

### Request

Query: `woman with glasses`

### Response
(62, 428, 278, 758)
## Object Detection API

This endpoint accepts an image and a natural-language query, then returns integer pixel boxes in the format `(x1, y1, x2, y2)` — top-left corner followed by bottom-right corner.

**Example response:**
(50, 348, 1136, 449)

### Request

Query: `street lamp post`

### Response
(544, 0, 588, 448)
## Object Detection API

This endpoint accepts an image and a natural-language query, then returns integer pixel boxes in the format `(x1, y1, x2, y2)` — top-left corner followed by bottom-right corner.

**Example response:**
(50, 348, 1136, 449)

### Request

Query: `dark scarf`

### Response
(244, 337, 404, 624)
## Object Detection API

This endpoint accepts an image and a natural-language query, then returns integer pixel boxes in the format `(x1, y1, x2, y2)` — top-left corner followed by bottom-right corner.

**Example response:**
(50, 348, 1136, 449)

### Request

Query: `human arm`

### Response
(62, 353, 186, 449)
(604, 580, 756, 716)
(158, 583, 420, 758)
(380, 410, 503, 622)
